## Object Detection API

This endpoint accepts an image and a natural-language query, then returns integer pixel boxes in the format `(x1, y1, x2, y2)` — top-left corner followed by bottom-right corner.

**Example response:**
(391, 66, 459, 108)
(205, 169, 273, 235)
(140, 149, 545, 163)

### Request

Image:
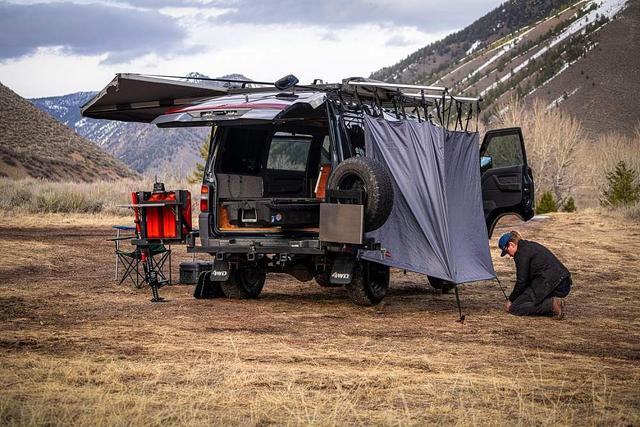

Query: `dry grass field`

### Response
(0, 209, 638, 426)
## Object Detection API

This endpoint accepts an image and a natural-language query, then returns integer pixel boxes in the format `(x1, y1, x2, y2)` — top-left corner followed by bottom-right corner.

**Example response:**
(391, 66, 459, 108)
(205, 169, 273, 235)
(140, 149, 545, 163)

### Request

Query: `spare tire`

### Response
(327, 157, 394, 232)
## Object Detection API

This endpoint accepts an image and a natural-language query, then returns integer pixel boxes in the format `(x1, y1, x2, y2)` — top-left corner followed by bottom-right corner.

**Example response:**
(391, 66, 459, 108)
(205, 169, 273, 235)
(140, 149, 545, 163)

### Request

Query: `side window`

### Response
(266, 134, 312, 172)
(347, 125, 365, 157)
(482, 133, 524, 172)
(320, 136, 331, 164)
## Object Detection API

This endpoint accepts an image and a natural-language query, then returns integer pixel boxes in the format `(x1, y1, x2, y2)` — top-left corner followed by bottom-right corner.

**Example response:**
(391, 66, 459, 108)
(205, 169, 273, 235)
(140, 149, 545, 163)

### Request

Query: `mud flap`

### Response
(209, 260, 231, 281)
(330, 257, 355, 285)
(193, 271, 224, 299)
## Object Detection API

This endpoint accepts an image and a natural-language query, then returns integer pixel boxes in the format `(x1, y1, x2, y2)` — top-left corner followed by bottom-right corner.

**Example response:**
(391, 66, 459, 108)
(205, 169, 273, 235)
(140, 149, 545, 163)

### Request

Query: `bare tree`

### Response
(492, 97, 584, 206)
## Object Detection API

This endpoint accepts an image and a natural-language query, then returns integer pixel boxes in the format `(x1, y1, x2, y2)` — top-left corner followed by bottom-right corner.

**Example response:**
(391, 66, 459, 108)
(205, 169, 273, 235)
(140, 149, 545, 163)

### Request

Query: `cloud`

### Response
(209, 0, 501, 32)
(321, 32, 340, 42)
(385, 34, 416, 47)
(123, 0, 215, 8)
(0, 1, 199, 64)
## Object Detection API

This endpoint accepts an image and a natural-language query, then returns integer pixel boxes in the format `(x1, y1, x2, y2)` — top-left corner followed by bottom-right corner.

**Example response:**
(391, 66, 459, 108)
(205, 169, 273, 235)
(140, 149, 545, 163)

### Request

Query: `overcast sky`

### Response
(0, 0, 504, 98)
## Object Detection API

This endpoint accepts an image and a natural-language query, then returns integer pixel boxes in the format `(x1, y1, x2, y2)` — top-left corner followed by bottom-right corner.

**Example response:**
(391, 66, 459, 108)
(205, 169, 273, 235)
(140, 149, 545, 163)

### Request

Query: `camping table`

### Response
(116, 201, 183, 217)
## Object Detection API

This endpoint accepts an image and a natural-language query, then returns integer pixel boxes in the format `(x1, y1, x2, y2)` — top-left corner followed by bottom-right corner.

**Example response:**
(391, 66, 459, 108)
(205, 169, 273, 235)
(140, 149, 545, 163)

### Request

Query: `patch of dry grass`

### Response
(0, 210, 638, 425)
(0, 349, 628, 426)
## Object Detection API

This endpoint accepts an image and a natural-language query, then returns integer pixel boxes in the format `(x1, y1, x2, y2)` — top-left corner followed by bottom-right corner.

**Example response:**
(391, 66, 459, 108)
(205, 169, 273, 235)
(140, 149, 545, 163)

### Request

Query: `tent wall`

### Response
(360, 116, 495, 284)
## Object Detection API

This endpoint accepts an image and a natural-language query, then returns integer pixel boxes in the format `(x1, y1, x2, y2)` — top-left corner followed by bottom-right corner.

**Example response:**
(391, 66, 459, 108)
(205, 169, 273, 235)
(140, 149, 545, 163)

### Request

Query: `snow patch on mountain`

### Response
(480, 0, 627, 96)
(466, 40, 482, 55)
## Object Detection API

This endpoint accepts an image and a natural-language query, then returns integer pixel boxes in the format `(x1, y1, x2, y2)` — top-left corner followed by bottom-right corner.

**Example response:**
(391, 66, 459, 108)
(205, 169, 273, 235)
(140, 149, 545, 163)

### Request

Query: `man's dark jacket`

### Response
(509, 240, 570, 304)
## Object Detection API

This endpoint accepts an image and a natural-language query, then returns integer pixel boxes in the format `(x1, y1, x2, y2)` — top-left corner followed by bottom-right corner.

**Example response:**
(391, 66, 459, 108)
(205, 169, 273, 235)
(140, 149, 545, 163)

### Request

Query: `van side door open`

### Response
(480, 127, 534, 237)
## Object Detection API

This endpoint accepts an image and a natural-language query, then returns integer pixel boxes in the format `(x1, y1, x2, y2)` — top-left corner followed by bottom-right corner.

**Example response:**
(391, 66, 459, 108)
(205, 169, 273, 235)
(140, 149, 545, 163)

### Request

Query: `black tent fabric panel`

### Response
(361, 117, 454, 280)
(443, 131, 496, 283)
(360, 116, 495, 284)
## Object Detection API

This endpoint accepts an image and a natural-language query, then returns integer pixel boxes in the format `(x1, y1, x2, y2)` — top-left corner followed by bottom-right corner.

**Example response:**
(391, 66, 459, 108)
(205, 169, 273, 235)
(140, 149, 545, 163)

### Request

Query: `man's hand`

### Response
(504, 300, 512, 313)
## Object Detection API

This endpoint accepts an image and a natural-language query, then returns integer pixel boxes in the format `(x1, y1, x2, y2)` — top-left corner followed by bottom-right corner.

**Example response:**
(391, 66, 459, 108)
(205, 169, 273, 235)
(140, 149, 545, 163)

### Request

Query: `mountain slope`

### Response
(371, 0, 638, 134)
(0, 82, 137, 181)
(370, 0, 576, 84)
(31, 73, 249, 177)
(525, 0, 640, 136)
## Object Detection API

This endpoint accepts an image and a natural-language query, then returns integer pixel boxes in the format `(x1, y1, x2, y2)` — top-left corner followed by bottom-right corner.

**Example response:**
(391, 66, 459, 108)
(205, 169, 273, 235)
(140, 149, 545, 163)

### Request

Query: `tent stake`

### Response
(454, 285, 465, 323)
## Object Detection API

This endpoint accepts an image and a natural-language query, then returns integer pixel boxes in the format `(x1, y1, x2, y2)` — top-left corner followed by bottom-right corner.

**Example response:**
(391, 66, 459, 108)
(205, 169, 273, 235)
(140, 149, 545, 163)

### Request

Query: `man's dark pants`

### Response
(510, 277, 572, 316)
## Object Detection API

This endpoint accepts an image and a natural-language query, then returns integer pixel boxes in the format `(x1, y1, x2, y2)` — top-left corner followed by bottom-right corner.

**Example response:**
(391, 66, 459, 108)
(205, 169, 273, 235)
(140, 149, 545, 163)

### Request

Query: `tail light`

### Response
(200, 185, 209, 212)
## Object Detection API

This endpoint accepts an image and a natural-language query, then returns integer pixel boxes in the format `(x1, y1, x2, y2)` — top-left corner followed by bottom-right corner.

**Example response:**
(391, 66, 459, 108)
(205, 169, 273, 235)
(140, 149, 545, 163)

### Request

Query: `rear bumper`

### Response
(191, 214, 324, 255)
(188, 236, 324, 255)
(191, 213, 379, 256)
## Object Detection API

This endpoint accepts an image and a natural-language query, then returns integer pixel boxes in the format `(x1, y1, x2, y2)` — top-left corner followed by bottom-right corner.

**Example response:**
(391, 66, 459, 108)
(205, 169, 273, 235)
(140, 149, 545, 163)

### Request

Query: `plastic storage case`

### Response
(179, 261, 213, 284)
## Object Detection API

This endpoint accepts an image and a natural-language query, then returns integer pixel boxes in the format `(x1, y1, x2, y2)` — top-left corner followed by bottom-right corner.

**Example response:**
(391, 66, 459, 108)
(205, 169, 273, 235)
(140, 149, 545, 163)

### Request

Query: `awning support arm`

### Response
(454, 285, 466, 323)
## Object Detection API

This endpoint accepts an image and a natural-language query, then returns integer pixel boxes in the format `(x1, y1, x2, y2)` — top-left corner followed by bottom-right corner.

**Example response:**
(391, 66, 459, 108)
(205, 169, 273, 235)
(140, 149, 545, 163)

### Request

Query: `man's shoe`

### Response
(552, 297, 565, 319)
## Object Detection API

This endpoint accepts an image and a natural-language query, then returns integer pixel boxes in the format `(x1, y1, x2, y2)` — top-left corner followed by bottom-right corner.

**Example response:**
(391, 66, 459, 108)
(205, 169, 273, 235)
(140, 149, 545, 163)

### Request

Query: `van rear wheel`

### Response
(220, 265, 266, 299)
(346, 261, 389, 306)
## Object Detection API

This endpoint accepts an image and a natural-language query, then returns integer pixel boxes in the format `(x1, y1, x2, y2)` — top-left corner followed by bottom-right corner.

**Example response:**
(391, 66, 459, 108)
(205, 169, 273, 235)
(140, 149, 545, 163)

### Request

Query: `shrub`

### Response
(0, 177, 203, 216)
(493, 98, 583, 207)
(33, 190, 103, 214)
(0, 183, 32, 209)
(600, 161, 640, 208)
(536, 191, 557, 214)
(562, 197, 576, 212)
(622, 203, 640, 221)
(187, 136, 210, 184)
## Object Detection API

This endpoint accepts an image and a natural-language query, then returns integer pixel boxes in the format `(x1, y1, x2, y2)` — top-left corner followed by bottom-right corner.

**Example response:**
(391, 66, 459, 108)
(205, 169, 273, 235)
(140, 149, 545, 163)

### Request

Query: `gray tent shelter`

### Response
(361, 115, 496, 284)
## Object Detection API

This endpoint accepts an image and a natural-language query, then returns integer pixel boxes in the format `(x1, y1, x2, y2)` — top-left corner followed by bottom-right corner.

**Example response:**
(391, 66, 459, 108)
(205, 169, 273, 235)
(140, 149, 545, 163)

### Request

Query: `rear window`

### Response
(216, 127, 271, 175)
(266, 134, 312, 172)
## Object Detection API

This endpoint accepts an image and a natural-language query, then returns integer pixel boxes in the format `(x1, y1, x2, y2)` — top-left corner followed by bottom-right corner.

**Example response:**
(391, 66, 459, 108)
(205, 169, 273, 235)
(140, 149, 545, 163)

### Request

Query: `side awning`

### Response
(80, 73, 228, 123)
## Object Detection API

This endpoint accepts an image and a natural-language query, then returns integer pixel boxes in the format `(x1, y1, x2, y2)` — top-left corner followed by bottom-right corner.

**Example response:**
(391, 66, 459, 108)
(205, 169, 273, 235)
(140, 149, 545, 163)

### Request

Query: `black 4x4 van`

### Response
(83, 74, 534, 305)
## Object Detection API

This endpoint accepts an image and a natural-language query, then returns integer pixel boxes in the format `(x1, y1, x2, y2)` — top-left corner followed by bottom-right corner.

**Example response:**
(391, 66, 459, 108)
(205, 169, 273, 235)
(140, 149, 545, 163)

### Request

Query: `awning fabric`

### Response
(81, 74, 228, 122)
(361, 115, 495, 284)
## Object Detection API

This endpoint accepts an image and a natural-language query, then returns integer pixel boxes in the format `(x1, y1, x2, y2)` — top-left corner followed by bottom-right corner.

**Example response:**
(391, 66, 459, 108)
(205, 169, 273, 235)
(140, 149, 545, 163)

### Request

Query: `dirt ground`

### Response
(0, 210, 638, 426)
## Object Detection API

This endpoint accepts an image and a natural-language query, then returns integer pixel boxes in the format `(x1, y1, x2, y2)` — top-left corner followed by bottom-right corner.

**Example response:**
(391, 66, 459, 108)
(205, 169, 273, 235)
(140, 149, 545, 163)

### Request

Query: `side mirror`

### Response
(275, 74, 299, 90)
(480, 156, 493, 173)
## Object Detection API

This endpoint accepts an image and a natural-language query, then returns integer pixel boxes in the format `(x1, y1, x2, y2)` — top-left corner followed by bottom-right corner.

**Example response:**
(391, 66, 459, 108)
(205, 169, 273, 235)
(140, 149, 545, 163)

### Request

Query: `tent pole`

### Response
(454, 285, 465, 323)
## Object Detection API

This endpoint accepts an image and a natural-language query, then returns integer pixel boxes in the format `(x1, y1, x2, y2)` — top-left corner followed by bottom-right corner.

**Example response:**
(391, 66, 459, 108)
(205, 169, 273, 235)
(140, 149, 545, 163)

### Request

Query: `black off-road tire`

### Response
(327, 157, 394, 232)
(314, 272, 342, 287)
(427, 276, 456, 294)
(346, 261, 389, 306)
(220, 265, 266, 299)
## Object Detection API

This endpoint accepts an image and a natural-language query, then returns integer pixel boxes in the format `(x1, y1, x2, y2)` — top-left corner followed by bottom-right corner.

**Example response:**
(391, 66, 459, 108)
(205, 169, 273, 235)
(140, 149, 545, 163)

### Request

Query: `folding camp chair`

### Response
(111, 226, 172, 288)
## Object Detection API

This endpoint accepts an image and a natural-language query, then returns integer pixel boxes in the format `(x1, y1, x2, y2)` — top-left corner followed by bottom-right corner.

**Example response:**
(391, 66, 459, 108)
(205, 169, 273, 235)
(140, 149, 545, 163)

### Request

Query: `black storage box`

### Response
(224, 199, 320, 228)
(179, 261, 213, 284)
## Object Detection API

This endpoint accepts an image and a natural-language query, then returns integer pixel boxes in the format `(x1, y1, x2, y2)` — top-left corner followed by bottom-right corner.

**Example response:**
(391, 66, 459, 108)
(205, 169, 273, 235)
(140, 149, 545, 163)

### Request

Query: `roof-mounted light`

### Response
(274, 74, 299, 90)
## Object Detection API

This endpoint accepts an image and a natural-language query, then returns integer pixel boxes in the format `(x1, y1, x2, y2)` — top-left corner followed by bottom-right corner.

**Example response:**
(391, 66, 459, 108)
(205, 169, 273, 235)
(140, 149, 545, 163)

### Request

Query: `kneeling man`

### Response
(498, 231, 571, 318)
